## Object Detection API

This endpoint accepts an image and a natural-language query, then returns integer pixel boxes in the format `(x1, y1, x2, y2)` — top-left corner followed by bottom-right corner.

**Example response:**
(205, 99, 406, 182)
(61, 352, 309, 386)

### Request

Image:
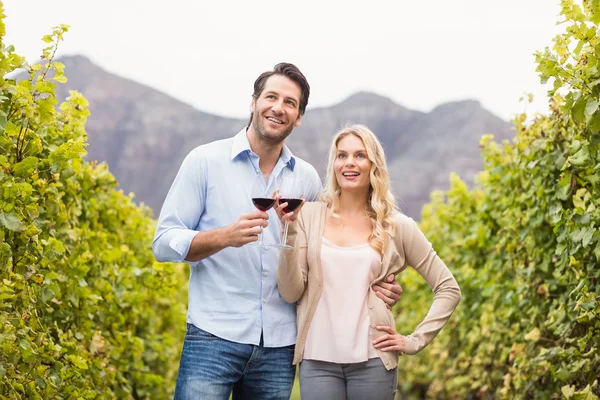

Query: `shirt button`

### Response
(371, 324, 376, 328)
(368, 305, 373, 309)
(263, 272, 268, 277)
(263, 298, 267, 303)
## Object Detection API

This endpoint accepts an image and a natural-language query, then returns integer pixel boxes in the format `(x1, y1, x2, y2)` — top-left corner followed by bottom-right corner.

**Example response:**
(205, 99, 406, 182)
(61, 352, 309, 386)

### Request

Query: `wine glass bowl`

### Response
(278, 198, 302, 214)
(273, 174, 305, 251)
(252, 197, 276, 212)
(251, 173, 275, 248)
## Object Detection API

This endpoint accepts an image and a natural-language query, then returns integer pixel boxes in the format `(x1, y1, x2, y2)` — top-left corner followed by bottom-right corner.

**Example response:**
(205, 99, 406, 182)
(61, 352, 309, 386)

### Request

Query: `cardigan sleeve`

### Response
(396, 215, 461, 355)
(276, 211, 310, 303)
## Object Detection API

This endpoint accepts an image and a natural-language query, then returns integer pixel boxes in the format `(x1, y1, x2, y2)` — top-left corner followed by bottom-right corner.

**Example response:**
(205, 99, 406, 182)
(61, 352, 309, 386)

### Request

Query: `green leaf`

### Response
(589, 110, 600, 133)
(19, 338, 30, 350)
(67, 355, 89, 370)
(524, 327, 541, 341)
(573, 385, 598, 400)
(13, 383, 25, 393)
(88, 294, 103, 302)
(53, 61, 65, 73)
(40, 287, 56, 303)
(34, 79, 55, 94)
(582, 229, 594, 247)
(48, 237, 65, 254)
(572, 188, 588, 209)
(38, 97, 56, 122)
(12, 156, 38, 176)
(584, 98, 599, 116)
(548, 202, 562, 216)
(562, 385, 575, 399)
(570, 280, 586, 296)
(572, 97, 587, 123)
(23, 135, 43, 157)
(570, 229, 585, 243)
(555, 368, 572, 381)
(52, 72, 67, 84)
(0, 211, 25, 231)
(0, 110, 6, 133)
(592, 9, 600, 25)
(570, 146, 591, 166)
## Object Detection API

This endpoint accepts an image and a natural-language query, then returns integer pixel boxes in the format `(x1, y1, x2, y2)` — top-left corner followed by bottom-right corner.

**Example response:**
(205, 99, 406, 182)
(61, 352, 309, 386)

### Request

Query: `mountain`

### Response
(50, 55, 514, 218)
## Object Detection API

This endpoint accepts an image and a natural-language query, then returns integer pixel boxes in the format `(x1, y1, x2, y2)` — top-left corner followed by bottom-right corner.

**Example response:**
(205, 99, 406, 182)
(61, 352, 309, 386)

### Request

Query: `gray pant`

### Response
(299, 358, 397, 400)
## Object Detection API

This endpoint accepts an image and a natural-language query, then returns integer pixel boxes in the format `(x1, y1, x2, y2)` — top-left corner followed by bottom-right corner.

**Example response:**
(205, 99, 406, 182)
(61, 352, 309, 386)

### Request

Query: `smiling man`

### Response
(152, 63, 403, 400)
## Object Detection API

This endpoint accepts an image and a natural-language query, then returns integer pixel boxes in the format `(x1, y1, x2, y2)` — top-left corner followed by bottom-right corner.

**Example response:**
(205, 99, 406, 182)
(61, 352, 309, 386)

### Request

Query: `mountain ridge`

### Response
(47, 55, 514, 218)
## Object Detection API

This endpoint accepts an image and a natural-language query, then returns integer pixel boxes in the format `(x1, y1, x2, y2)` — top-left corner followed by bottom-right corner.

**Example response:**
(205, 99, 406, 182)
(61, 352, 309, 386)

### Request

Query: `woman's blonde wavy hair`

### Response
(320, 124, 398, 255)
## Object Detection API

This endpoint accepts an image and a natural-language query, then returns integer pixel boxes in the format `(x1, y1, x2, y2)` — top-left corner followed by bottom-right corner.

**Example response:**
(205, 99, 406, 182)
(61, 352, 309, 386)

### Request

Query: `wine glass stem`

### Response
(281, 221, 290, 247)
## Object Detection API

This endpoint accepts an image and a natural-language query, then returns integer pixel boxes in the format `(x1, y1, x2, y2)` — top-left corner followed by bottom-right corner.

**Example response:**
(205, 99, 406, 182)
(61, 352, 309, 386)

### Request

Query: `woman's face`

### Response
(334, 134, 372, 194)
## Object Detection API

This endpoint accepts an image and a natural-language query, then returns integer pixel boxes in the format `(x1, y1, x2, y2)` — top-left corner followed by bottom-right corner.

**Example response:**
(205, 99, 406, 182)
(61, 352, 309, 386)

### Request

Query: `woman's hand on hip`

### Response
(373, 326, 406, 353)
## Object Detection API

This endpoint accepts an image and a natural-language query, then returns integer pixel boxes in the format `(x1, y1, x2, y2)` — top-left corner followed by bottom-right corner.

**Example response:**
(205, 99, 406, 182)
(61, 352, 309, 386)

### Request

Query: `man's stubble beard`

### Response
(252, 111, 295, 146)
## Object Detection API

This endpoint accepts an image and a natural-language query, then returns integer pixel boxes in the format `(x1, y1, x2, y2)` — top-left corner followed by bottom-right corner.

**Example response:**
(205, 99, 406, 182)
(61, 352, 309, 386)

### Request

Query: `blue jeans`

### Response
(174, 323, 296, 400)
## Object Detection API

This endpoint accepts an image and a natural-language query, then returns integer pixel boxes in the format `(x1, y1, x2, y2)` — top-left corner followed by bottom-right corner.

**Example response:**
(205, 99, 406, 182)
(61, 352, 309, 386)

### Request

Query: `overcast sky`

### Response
(4, 0, 562, 121)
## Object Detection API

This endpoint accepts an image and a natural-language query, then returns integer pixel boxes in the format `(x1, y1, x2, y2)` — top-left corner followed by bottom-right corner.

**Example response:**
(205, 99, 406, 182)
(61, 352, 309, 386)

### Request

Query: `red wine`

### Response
(252, 198, 275, 212)
(280, 198, 302, 213)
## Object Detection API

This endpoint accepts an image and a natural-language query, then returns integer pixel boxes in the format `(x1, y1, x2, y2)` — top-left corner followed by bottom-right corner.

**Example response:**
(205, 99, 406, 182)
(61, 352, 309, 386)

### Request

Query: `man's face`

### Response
(249, 74, 303, 145)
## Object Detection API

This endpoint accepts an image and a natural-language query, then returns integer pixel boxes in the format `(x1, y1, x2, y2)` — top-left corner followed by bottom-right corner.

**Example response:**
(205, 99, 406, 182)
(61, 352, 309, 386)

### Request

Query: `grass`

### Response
(290, 376, 301, 400)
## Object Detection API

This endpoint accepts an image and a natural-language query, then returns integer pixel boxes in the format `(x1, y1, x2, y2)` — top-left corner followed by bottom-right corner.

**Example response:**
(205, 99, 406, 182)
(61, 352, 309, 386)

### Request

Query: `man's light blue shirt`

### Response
(152, 129, 322, 347)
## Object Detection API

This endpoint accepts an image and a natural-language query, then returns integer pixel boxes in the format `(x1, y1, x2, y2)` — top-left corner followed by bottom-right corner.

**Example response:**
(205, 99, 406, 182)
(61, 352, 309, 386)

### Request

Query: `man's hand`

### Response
(373, 274, 403, 309)
(225, 211, 269, 248)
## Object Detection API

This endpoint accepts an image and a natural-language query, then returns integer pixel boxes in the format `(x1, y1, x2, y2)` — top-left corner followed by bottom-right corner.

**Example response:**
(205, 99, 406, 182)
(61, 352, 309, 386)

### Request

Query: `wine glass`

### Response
(251, 173, 275, 248)
(273, 173, 304, 251)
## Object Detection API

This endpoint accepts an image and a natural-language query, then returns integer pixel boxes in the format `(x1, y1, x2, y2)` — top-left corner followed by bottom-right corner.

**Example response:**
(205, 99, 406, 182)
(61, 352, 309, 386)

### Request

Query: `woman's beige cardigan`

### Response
(276, 202, 461, 370)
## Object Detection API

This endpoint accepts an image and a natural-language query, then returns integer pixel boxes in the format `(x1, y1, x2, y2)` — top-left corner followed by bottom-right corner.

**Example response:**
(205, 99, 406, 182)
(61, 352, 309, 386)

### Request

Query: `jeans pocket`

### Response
(185, 323, 220, 341)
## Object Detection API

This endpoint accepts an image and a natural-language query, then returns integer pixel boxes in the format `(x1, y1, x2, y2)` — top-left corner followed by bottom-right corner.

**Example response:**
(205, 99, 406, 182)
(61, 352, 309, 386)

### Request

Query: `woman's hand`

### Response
(373, 326, 406, 352)
(273, 190, 304, 223)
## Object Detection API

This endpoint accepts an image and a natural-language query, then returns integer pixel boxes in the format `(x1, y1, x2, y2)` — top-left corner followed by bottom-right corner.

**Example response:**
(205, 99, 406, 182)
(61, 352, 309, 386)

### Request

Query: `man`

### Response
(153, 62, 402, 399)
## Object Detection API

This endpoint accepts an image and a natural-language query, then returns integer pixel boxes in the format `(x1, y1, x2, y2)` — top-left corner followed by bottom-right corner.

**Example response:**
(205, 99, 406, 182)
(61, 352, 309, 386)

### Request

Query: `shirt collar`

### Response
(230, 128, 252, 160)
(231, 127, 296, 171)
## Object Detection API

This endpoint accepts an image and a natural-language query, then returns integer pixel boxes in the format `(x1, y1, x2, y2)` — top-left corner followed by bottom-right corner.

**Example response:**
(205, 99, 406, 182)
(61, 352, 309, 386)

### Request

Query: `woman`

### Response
(275, 124, 461, 400)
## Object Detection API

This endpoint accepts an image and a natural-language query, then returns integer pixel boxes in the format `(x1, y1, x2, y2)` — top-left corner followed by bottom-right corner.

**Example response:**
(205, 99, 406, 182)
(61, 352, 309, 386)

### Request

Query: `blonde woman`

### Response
(275, 124, 461, 399)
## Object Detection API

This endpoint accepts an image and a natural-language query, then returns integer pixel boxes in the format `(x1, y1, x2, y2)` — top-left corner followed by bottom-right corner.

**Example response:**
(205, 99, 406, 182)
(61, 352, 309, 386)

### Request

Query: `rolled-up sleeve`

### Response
(152, 149, 206, 262)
